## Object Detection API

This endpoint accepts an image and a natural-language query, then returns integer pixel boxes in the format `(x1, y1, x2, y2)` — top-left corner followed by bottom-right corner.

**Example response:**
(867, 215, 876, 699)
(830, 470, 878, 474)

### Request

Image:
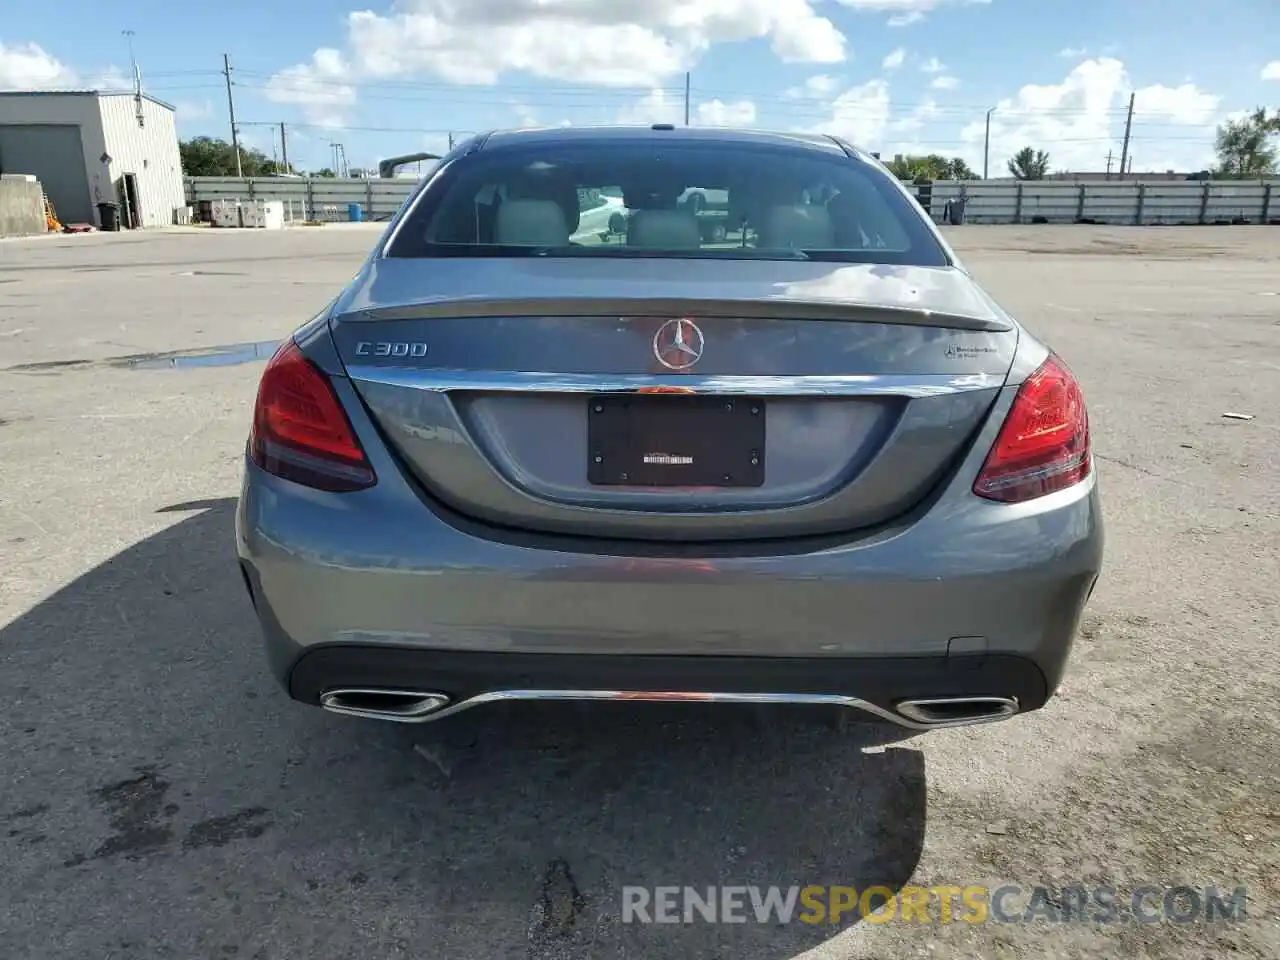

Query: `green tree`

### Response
(1213, 108, 1279, 178)
(943, 157, 976, 180)
(311, 168, 337, 178)
(883, 154, 915, 179)
(179, 136, 286, 177)
(883, 154, 976, 181)
(1007, 146, 1051, 180)
(885, 154, 944, 180)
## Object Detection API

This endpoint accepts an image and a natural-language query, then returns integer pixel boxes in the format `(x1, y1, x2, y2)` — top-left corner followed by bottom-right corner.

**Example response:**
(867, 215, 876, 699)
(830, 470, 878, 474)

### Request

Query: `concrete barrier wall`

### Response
(0, 175, 48, 237)
(185, 176, 1280, 227)
(922, 179, 1279, 225)
(185, 177, 417, 223)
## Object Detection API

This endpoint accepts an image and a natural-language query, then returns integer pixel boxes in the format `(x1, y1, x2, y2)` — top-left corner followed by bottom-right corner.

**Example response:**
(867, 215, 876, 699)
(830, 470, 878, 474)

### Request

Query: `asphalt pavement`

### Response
(1, 223, 1276, 959)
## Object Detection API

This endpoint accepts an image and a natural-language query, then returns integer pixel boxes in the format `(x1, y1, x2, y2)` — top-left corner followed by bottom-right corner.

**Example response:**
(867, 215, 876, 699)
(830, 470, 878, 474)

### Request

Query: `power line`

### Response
(237, 119, 1210, 145)
(245, 121, 479, 135)
(201, 53, 1226, 172)
(238, 120, 292, 171)
(231, 68, 684, 97)
(219, 67, 1133, 117)
(227, 73, 1136, 117)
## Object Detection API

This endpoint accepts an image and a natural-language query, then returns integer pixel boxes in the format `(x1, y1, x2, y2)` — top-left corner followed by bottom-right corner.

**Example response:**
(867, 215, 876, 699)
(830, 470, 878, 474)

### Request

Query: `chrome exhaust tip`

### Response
(319, 688, 451, 722)
(895, 696, 1019, 727)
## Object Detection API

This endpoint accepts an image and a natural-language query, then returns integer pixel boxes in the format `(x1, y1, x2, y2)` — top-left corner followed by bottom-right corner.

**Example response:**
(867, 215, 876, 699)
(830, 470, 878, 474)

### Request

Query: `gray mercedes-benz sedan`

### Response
(235, 125, 1103, 732)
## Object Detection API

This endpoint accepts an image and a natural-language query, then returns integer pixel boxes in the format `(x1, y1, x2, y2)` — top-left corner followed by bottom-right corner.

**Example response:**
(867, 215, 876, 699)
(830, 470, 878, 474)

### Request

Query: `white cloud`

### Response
(1262, 61, 1280, 81)
(771, 10, 848, 63)
(0, 41, 77, 89)
(263, 48, 356, 128)
(697, 98, 757, 126)
(919, 56, 945, 73)
(512, 103, 540, 128)
(274, 0, 844, 98)
(960, 57, 1221, 174)
(890, 97, 939, 135)
(1134, 82, 1218, 124)
(616, 89, 684, 125)
(930, 74, 959, 90)
(615, 90, 756, 126)
(785, 74, 840, 98)
(87, 66, 133, 91)
(174, 99, 214, 120)
(0, 42, 142, 98)
(834, 0, 990, 26)
(882, 47, 906, 69)
(1059, 47, 1088, 58)
(806, 78, 892, 146)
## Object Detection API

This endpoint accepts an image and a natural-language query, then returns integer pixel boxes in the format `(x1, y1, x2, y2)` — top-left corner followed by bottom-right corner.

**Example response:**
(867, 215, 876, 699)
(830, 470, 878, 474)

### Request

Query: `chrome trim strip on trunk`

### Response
(343, 367, 1004, 398)
(317, 688, 1022, 730)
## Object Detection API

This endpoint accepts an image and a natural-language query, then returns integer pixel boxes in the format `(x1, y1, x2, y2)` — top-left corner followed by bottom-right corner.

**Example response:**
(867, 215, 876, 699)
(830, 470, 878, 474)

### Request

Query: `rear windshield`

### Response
(384, 139, 949, 266)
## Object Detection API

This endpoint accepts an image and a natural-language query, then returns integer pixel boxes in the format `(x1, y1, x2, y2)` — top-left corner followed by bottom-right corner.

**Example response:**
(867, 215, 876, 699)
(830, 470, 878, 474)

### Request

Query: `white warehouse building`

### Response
(0, 90, 185, 229)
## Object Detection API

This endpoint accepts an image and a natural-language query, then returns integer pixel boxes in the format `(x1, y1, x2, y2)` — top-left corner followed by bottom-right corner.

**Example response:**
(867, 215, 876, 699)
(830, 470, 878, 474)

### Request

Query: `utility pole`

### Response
(1118, 92, 1135, 181)
(122, 30, 138, 90)
(448, 131, 455, 150)
(982, 107, 995, 179)
(279, 122, 289, 173)
(222, 53, 243, 178)
(1104, 150, 1114, 178)
(684, 72, 691, 126)
(327, 143, 347, 177)
(124, 29, 145, 129)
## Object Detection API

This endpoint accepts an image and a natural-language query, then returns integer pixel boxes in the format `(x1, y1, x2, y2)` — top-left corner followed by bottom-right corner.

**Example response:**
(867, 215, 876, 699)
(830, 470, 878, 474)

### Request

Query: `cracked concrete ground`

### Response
(1, 224, 1277, 959)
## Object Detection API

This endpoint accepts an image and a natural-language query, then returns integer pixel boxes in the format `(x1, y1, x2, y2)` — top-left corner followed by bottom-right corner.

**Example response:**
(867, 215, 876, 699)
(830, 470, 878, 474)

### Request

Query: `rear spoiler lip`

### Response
(343, 296, 1013, 333)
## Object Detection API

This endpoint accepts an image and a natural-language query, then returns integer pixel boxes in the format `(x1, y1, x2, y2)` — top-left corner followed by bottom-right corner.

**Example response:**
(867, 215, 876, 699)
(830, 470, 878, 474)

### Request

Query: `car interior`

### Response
(420, 151, 911, 253)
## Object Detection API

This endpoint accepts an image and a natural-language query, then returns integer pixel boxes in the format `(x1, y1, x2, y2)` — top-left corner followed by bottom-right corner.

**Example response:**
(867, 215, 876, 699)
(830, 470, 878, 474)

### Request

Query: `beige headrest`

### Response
(495, 199, 570, 246)
(627, 209, 702, 249)
(758, 204, 835, 250)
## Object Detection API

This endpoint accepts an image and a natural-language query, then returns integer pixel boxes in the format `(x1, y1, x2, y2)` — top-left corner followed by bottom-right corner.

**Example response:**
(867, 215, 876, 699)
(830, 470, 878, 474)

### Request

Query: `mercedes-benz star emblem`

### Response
(653, 318, 705, 371)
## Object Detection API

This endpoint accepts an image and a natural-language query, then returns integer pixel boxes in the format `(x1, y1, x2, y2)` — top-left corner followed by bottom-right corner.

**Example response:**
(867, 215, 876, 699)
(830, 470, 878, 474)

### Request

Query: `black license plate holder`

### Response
(587, 395, 765, 487)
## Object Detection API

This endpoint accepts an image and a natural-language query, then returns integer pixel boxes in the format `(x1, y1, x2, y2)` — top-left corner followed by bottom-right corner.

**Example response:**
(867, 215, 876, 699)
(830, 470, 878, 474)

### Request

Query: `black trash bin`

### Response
(97, 201, 121, 232)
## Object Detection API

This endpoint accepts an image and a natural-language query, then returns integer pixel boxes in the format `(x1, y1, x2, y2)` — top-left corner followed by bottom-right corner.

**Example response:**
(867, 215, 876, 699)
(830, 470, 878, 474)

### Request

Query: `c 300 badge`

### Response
(354, 341, 428, 358)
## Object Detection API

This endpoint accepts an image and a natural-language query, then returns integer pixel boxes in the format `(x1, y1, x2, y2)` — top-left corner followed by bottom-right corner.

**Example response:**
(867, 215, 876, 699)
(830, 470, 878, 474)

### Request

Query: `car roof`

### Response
(475, 124, 856, 157)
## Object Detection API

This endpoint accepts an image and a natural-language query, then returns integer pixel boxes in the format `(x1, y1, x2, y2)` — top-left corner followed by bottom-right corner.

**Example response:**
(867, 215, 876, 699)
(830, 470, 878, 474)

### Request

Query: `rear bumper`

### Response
(287, 645, 1048, 729)
(236, 424, 1104, 722)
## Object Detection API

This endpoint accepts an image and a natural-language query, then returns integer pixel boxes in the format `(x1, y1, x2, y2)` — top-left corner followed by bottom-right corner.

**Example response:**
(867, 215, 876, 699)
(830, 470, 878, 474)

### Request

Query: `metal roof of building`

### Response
(0, 89, 177, 112)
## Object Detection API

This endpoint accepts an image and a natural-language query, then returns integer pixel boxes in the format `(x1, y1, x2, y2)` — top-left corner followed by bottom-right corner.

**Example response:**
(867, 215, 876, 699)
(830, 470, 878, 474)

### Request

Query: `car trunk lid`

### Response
(332, 257, 1016, 542)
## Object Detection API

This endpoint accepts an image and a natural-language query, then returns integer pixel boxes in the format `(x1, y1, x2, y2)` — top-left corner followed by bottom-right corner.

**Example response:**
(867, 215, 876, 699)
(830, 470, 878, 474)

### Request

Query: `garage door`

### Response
(0, 124, 92, 225)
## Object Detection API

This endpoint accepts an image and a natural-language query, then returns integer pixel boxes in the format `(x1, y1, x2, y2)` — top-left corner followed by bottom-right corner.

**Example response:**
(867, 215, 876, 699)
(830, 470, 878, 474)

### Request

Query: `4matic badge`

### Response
(945, 344, 998, 360)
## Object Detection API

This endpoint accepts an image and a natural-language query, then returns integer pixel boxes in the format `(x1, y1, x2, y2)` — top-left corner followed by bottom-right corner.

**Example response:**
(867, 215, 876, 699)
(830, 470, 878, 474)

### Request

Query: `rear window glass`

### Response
(384, 139, 949, 266)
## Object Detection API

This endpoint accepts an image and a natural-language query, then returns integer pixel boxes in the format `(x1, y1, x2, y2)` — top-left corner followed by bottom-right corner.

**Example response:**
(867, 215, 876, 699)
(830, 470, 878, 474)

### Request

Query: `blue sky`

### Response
(3, 0, 1278, 175)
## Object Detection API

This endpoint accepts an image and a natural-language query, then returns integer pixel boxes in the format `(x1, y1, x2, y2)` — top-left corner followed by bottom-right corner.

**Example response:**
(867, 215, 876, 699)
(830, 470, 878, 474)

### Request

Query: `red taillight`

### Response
(973, 354, 1091, 503)
(249, 340, 376, 492)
